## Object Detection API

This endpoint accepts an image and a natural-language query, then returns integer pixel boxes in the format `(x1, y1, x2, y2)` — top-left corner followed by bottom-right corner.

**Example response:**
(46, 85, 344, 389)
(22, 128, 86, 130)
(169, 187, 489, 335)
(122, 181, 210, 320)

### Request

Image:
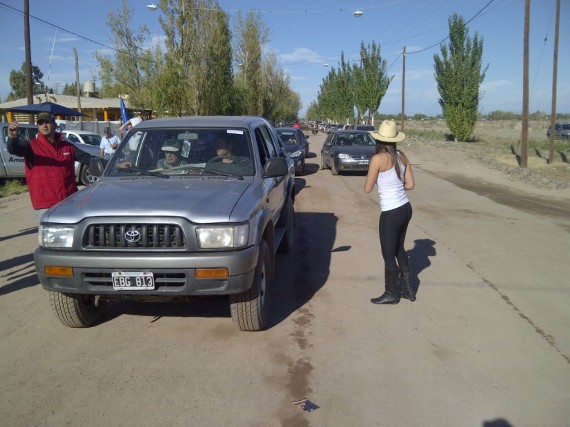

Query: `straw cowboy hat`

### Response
(369, 120, 405, 143)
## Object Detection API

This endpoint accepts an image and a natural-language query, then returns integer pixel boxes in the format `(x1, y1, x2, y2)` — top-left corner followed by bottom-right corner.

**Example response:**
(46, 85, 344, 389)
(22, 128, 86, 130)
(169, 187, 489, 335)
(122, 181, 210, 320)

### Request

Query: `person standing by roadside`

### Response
(6, 112, 94, 221)
(364, 120, 416, 304)
(119, 114, 143, 134)
(100, 127, 120, 158)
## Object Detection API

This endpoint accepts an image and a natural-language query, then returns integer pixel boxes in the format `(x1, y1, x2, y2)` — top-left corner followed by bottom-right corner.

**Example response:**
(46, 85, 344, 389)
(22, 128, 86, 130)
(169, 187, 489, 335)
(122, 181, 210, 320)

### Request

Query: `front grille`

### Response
(83, 224, 187, 249)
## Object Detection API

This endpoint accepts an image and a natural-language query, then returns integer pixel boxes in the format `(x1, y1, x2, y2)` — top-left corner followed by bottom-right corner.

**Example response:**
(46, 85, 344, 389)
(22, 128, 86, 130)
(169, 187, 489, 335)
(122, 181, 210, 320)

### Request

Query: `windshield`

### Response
(276, 130, 299, 145)
(107, 127, 254, 178)
(334, 133, 376, 146)
(82, 134, 102, 146)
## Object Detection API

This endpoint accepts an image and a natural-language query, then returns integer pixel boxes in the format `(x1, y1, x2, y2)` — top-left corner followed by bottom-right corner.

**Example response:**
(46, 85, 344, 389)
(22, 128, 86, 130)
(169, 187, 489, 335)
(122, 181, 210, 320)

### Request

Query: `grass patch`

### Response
(0, 179, 28, 198)
(405, 128, 449, 140)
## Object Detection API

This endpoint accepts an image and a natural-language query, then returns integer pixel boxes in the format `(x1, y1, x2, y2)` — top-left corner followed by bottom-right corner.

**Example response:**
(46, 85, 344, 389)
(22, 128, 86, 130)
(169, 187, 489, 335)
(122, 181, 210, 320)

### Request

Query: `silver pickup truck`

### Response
(0, 122, 100, 185)
(34, 116, 296, 331)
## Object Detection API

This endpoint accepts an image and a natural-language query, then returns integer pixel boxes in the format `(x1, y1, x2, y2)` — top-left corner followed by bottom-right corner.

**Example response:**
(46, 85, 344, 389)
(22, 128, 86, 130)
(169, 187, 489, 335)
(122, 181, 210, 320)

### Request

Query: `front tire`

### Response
(80, 164, 98, 186)
(49, 292, 106, 327)
(230, 240, 272, 331)
(331, 160, 339, 175)
(320, 155, 328, 170)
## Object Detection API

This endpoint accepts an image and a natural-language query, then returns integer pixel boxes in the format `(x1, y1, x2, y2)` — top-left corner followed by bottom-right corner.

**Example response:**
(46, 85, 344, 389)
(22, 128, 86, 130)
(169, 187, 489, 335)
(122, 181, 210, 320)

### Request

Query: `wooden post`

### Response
(74, 48, 83, 130)
(401, 46, 406, 132)
(24, 0, 34, 124)
(548, 0, 560, 164)
(521, 0, 530, 168)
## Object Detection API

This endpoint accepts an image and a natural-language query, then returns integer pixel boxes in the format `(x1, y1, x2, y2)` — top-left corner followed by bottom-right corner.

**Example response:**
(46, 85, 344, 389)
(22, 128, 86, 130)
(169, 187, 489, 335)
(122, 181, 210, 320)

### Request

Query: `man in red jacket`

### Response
(7, 112, 93, 221)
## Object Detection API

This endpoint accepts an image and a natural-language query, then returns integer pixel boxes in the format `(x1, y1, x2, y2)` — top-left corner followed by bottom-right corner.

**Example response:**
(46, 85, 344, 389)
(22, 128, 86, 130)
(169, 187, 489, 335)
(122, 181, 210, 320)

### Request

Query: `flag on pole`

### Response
(119, 96, 129, 124)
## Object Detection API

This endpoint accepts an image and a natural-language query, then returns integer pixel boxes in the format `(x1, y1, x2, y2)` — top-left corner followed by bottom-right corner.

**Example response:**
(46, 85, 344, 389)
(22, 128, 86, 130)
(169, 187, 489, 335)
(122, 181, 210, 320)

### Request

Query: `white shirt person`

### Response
(100, 127, 120, 157)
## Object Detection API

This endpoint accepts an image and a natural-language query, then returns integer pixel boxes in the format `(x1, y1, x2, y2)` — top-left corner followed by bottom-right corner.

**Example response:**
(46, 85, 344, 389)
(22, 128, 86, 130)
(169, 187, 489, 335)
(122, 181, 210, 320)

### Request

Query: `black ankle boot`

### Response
(371, 268, 400, 304)
(400, 258, 416, 301)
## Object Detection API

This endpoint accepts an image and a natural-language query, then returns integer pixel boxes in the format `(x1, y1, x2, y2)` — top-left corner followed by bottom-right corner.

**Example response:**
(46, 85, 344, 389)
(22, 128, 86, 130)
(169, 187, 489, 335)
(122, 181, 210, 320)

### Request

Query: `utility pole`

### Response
(24, 0, 34, 123)
(548, 0, 560, 164)
(521, 0, 530, 168)
(401, 46, 406, 132)
(74, 48, 83, 129)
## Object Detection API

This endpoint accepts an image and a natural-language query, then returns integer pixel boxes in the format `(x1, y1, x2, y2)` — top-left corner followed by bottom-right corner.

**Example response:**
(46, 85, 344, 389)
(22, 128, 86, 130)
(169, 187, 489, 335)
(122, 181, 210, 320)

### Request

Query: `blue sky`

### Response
(0, 0, 568, 117)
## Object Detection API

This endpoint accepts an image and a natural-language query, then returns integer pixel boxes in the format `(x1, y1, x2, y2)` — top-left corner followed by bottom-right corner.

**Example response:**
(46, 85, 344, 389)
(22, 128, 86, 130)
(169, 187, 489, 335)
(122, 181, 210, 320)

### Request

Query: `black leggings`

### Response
(379, 202, 412, 270)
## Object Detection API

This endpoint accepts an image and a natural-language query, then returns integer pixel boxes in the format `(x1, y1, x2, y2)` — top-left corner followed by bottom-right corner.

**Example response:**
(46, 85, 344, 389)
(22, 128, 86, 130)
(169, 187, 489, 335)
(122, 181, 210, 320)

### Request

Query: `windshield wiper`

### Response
(202, 168, 244, 180)
(115, 167, 170, 179)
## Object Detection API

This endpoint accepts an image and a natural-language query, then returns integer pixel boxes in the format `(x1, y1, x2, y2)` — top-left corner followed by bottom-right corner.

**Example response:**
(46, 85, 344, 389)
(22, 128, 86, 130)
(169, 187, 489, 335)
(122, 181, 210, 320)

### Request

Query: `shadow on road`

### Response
(269, 211, 337, 328)
(407, 238, 437, 297)
(0, 253, 39, 296)
(0, 226, 38, 243)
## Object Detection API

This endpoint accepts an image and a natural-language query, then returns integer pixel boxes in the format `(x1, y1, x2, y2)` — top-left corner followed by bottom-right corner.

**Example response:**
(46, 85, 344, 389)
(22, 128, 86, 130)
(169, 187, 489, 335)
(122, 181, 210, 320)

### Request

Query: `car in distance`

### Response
(276, 127, 305, 174)
(275, 127, 309, 157)
(62, 130, 102, 147)
(34, 116, 295, 332)
(546, 123, 570, 140)
(354, 124, 375, 131)
(320, 130, 377, 175)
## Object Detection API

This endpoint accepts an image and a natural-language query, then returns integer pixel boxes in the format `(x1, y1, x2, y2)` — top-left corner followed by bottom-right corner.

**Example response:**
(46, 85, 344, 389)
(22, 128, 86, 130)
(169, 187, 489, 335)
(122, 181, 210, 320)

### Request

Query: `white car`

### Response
(62, 130, 103, 186)
(62, 130, 102, 147)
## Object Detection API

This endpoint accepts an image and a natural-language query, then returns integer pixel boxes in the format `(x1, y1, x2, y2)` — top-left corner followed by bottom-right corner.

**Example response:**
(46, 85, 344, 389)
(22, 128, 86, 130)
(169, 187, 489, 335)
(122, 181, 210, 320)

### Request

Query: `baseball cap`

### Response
(36, 112, 56, 125)
(161, 139, 182, 152)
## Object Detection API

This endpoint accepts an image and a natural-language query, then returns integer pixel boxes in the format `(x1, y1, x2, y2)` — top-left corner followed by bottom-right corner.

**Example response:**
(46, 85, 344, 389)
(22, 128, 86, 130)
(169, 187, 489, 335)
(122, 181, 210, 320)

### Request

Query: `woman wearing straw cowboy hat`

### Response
(364, 120, 416, 304)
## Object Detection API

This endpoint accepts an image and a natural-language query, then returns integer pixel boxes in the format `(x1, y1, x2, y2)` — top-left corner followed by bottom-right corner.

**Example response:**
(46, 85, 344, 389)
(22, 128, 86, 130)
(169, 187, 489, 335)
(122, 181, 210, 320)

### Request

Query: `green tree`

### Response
(358, 41, 391, 124)
(434, 13, 488, 141)
(158, 0, 233, 116)
(94, 0, 152, 110)
(234, 11, 267, 115)
(61, 82, 78, 96)
(7, 63, 44, 100)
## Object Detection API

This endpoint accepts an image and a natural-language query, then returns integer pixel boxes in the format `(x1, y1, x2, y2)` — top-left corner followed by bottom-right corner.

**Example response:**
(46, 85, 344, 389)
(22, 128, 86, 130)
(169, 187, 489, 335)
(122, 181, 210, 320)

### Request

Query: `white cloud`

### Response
(279, 48, 325, 65)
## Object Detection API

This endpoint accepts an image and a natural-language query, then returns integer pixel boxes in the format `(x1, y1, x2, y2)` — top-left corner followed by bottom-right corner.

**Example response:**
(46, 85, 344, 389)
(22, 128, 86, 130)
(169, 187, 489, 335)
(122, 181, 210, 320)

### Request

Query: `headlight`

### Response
(290, 150, 303, 158)
(338, 153, 350, 159)
(39, 225, 75, 248)
(196, 224, 249, 249)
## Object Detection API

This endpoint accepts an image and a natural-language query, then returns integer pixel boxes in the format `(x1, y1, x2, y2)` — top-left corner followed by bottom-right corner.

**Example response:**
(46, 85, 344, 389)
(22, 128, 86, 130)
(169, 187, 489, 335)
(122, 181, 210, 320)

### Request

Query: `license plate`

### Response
(112, 272, 155, 290)
(358, 160, 369, 165)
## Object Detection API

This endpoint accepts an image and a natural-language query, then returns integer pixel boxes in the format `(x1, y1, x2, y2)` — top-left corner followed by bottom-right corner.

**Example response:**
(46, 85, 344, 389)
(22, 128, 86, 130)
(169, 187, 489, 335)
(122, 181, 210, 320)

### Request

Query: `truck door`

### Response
(254, 125, 286, 225)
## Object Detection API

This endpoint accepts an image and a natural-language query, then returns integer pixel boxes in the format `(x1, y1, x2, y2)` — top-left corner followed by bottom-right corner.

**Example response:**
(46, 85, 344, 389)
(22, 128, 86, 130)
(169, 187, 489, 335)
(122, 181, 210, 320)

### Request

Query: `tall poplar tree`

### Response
(434, 14, 488, 141)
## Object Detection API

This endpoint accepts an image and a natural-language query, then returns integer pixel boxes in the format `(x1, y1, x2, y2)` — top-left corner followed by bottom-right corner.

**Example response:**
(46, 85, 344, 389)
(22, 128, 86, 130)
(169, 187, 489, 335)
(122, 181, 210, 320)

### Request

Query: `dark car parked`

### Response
(320, 130, 377, 175)
(276, 127, 305, 173)
(276, 127, 309, 157)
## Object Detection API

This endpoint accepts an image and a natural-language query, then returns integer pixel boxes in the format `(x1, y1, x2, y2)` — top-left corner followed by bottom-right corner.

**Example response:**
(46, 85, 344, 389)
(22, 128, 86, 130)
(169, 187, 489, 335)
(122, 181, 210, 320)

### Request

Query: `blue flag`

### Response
(119, 96, 129, 124)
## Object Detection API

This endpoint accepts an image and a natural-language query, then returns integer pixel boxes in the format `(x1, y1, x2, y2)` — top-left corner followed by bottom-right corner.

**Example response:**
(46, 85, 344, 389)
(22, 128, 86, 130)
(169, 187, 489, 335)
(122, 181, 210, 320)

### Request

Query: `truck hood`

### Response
(46, 177, 254, 224)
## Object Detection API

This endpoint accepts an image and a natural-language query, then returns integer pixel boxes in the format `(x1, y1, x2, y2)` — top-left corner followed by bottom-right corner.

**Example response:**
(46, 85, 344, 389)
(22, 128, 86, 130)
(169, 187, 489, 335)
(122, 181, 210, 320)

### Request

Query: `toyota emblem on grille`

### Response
(125, 229, 141, 243)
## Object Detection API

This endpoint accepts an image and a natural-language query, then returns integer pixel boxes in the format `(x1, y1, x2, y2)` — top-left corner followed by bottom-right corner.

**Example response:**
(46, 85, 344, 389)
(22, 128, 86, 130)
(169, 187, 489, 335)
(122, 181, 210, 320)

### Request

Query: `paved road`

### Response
(1, 131, 569, 426)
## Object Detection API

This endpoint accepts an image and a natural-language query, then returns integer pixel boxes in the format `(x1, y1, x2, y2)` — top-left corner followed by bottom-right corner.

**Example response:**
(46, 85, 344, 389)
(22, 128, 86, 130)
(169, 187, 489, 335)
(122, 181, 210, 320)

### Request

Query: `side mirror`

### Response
(90, 157, 105, 177)
(262, 157, 288, 178)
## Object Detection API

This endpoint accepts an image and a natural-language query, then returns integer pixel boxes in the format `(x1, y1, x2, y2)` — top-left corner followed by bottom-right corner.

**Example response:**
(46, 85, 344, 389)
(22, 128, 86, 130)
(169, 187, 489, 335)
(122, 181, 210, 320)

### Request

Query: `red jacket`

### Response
(11, 132, 79, 209)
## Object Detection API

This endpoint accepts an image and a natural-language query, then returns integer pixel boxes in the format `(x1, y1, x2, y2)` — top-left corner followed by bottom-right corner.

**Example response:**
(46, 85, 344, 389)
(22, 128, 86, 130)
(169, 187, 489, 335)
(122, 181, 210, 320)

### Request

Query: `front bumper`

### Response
(335, 158, 370, 172)
(34, 245, 259, 297)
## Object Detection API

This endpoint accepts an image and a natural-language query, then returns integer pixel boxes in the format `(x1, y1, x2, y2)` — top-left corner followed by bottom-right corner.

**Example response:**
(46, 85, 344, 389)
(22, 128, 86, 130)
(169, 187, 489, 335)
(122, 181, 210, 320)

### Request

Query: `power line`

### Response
(408, 0, 497, 55)
(0, 1, 120, 53)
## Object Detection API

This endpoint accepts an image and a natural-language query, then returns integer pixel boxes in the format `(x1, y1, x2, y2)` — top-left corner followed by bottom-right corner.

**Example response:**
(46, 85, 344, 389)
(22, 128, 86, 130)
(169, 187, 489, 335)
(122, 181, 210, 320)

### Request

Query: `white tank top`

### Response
(377, 155, 409, 211)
